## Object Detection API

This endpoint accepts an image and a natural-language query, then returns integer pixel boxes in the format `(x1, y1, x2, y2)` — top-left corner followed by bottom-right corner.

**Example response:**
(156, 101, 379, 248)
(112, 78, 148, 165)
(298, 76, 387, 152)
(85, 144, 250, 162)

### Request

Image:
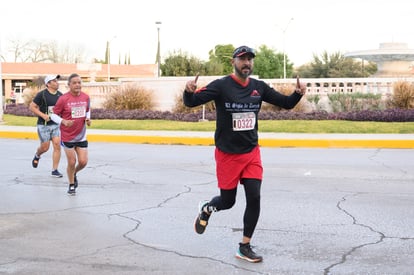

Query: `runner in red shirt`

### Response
(51, 73, 91, 195)
(184, 45, 306, 263)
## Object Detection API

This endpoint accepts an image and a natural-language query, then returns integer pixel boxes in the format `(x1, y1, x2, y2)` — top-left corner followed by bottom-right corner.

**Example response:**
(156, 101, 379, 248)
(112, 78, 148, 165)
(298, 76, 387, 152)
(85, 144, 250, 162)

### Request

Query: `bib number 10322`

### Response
(232, 112, 256, 131)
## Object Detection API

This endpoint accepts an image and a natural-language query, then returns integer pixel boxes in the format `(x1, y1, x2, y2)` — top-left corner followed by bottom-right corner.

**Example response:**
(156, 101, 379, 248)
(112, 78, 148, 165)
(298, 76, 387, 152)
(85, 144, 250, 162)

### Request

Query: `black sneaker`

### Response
(51, 170, 63, 178)
(194, 200, 211, 234)
(74, 174, 78, 188)
(32, 155, 40, 168)
(236, 243, 263, 263)
(67, 184, 76, 195)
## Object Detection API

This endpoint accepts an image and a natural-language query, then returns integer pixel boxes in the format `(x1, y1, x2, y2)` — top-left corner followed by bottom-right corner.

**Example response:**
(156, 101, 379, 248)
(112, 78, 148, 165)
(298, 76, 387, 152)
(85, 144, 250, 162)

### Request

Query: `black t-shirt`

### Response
(183, 74, 302, 154)
(32, 89, 63, 125)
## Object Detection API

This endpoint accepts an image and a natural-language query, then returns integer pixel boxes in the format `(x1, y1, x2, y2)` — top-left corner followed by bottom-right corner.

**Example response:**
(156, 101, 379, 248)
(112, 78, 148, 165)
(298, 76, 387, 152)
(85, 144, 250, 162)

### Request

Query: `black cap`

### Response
(233, 46, 255, 58)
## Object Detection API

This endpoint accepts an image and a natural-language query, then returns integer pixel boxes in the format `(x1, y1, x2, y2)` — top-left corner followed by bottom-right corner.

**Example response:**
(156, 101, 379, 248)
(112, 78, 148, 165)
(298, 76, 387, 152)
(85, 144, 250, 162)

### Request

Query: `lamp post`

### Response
(107, 36, 116, 82)
(282, 18, 294, 79)
(155, 21, 162, 77)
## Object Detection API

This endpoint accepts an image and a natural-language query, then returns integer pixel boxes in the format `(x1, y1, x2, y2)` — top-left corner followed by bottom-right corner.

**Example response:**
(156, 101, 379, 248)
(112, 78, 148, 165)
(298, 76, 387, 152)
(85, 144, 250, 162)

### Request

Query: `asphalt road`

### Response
(0, 138, 413, 275)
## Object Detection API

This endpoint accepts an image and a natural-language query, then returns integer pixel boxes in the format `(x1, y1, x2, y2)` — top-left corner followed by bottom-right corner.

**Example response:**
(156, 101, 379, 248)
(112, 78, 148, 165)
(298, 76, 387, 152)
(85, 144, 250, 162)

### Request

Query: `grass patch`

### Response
(2, 114, 414, 133)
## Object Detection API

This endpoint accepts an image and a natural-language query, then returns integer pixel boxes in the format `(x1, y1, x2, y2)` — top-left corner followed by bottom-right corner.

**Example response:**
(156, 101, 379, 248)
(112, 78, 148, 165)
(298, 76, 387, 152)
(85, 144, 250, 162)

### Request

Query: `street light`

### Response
(107, 36, 116, 82)
(282, 18, 294, 79)
(155, 21, 162, 77)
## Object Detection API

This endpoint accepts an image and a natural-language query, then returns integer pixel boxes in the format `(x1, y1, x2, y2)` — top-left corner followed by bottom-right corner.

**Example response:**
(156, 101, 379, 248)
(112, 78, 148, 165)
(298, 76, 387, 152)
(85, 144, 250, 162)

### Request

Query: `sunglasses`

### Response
(233, 46, 255, 58)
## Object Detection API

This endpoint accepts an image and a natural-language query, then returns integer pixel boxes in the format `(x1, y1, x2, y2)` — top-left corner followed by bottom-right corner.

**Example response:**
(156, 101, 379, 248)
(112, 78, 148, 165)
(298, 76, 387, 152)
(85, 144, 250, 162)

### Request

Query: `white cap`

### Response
(44, 74, 60, 85)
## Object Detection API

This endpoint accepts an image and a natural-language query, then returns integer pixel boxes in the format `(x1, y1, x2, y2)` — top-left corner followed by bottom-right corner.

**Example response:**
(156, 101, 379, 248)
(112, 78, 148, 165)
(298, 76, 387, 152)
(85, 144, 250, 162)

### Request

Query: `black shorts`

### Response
(61, 140, 88, 149)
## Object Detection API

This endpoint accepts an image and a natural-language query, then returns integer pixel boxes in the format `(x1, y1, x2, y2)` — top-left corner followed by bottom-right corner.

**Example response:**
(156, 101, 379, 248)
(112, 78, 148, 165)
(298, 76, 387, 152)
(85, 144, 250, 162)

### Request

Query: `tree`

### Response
(204, 59, 224, 76)
(46, 41, 61, 63)
(7, 38, 31, 62)
(161, 44, 295, 78)
(295, 51, 377, 78)
(208, 44, 234, 74)
(161, 50, 205, 77)
(4, 37, 88, 63)
(254, 45, 288, 78)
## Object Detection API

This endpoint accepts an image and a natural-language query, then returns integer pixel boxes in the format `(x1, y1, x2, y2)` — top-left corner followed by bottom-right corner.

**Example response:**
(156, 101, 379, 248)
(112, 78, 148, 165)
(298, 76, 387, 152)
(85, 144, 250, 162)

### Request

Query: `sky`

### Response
(1, 0, 413, 67)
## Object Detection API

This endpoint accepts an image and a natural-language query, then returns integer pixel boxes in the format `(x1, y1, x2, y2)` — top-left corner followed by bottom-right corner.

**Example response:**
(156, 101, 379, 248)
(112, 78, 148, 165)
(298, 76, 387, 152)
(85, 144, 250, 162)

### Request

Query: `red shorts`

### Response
(215, 145, 263, 190)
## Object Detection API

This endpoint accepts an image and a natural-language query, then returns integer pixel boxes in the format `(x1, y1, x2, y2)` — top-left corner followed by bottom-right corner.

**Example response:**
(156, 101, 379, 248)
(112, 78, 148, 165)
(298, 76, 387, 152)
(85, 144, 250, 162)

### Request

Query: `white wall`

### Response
(80, 76, 414, 111)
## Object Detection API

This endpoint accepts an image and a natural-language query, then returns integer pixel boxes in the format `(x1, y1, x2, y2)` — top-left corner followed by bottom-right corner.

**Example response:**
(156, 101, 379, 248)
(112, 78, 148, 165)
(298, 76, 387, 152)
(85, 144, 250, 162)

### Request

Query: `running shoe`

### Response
(236, 243, 263, 263)
(74, 173, 78, 188)
(32, 155, 40, 168)
(194, 200, 211, 234)
(67, 184, 76, 195)
(51, 169, 63, 178)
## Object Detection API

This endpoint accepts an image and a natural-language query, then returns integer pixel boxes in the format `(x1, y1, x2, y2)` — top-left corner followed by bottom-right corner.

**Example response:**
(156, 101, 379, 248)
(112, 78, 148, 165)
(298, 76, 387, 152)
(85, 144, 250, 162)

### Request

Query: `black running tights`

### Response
(209, 178, 261, 238)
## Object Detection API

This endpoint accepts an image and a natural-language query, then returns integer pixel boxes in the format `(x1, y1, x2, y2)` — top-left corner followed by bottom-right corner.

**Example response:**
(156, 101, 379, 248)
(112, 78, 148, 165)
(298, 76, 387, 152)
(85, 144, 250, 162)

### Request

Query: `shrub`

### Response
(307, 95, 321, 105)
(172, 92, 216, 114)
(327, 92, 383, 112)
(4, 103, 35, 116)
(172, 80, 216, 114)
(262, 84, 307, 112)
(103, 84, 156, 110)
(329, 109, 414, 122)
(22, 88, 38, 106)
(387, 81, 414, 109)
(20, 75, 45, 106)
(5, 104, 414, 122)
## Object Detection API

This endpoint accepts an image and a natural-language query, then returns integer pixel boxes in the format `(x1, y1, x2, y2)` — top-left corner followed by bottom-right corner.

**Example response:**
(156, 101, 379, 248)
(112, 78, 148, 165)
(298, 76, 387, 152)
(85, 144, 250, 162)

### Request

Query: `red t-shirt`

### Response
(53, 91, 90, 143)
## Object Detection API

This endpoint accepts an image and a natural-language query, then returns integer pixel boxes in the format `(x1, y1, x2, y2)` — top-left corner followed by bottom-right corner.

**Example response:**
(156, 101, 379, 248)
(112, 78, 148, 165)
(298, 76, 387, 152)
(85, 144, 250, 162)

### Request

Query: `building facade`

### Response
(1, 62, 157, 103)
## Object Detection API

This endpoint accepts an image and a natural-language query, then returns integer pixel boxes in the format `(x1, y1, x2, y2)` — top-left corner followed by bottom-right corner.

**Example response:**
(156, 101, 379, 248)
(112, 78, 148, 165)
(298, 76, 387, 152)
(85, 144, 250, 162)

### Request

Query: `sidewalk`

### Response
(1, 125, 413, 148)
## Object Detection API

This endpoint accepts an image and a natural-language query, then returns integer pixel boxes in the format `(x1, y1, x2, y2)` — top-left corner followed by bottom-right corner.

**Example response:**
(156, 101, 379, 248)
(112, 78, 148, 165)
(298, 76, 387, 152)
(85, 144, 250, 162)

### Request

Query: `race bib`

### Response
(232, 112, 256, 131)
(71, 106, 86, 118)
(48, 106, 54, 114)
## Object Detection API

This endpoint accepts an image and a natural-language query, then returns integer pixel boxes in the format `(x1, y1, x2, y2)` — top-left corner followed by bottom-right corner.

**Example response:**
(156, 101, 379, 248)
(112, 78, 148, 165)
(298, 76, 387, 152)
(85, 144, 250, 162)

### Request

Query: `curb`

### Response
(1, 129, 413, 148)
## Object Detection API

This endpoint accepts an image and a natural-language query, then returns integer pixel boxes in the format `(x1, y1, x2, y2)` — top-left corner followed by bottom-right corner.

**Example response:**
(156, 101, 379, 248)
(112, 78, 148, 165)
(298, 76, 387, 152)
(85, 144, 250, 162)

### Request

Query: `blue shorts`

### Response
(37, 124, 60, 143)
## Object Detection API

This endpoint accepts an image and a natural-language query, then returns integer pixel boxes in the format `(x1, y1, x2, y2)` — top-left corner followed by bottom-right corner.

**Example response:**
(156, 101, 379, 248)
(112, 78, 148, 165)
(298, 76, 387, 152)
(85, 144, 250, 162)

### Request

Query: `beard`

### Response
(235, 65, 253, 79)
